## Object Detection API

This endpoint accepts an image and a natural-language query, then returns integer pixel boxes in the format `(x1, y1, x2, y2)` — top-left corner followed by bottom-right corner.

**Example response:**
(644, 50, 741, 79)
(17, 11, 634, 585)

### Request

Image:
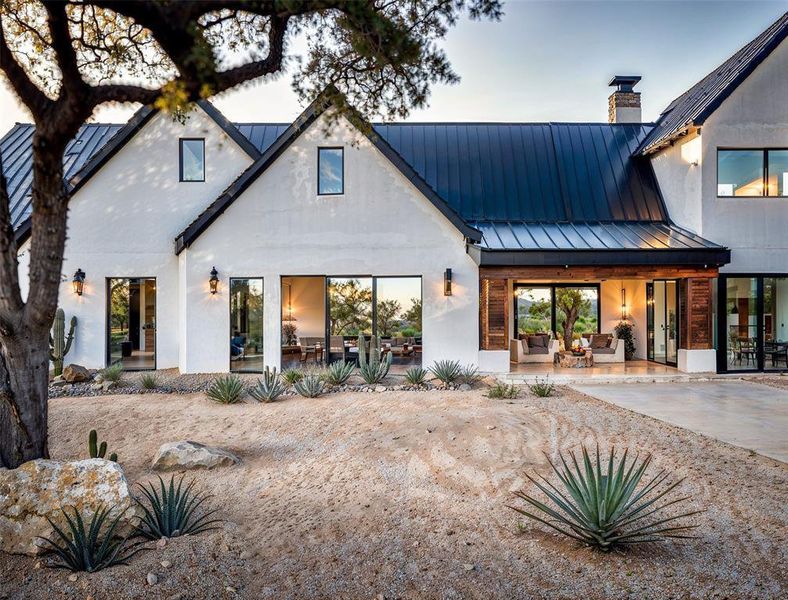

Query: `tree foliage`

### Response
(0, 0, 502, 468)
(375, 299, 401, 337)
(328, 279, 372, 335)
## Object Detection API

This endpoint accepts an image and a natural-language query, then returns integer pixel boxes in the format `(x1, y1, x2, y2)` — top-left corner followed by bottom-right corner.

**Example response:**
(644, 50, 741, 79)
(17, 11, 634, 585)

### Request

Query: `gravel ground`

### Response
(2, 386, 786, 599)
(747, 375, 788, 391)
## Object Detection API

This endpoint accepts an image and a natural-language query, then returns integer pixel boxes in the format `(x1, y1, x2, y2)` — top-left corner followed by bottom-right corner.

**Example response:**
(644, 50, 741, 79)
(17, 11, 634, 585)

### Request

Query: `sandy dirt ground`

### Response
(1, 387, 786, 599)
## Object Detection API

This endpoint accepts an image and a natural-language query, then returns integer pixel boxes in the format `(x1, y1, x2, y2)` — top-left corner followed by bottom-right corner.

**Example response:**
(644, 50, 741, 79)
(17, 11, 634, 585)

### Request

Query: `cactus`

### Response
(88, 429, 118, 462)
(357, 333, 392, 384)
(49, 308, 76, 377)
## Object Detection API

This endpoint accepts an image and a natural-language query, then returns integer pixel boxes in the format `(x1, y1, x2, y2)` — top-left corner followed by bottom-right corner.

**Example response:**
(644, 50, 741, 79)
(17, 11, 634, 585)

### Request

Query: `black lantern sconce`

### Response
(444, 268, 453, 296)
(72, 268, 85, 296)
(209, 266, 219, 295)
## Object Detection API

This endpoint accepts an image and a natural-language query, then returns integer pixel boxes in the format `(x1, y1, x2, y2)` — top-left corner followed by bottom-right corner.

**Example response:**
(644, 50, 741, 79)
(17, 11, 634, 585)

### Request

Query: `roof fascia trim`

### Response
(196, 100, 262, 160)
(472, 247, 731, 267)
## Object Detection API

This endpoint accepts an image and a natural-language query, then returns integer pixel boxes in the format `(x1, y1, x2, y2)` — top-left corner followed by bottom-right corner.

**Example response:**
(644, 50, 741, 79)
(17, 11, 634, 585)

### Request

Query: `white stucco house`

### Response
(3, 12, 787, 376)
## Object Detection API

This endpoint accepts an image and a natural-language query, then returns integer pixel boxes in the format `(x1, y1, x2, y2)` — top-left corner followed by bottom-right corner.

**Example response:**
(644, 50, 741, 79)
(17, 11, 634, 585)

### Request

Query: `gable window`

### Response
(180, 138, 205, 182)
(318, 147, 344, 195)
(718, 149, 788, 197)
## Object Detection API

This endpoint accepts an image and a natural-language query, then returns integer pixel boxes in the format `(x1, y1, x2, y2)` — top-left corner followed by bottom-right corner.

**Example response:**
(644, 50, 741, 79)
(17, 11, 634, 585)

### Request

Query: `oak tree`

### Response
(0, 0, 502, 467)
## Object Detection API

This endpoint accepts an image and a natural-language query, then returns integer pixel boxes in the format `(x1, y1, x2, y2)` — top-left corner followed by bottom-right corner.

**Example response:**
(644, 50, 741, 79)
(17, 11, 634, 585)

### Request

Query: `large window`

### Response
(318, 147, 344, 195)
(179, 138, 205, 182)
(718, 149, 788, 197)
(230, 278, 264, 372)
(514, 284, 599, 344)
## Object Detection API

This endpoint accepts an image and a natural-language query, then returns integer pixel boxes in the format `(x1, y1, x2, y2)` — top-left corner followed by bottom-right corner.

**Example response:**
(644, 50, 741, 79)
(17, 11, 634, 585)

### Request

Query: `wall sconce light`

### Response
(621, 287, 628, 320)
(444, 268, 453, 296)
(72, 268, 85, 296)
(209, 266, 219, 294)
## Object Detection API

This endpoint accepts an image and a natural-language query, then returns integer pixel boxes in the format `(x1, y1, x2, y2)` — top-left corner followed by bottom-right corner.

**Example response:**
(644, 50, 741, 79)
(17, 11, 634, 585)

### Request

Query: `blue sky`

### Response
(1, 0, 785, 132)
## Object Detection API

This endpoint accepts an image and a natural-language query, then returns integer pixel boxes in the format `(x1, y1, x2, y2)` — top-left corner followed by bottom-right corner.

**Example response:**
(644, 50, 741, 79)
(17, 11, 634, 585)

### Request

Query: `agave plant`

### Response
(293, 372, 324, 398)
(405, 366, 427, 386)
(136, 475, 221, 540)
(357, 334, 392, 384)
(281, 368, 304, 385)
(429, 359, 462, 384)
(37, 506, 143, 572)
(509, 445, 700, 551)
(206, 374, 244, 404)
(460, 364, 482, 385)
(528, 376, 554, 397)
(249, 367, 287, 402)
(324, 360, 355, 386)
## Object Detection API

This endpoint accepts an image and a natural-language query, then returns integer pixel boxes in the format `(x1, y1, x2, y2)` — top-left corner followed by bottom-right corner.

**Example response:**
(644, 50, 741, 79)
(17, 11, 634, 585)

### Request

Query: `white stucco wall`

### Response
(179, 113, 479, 373)
(600, 279, 647, 360)
(652, 37, 788, 273)
(650, 135, 703, 234)
(42, 106, 254, 369)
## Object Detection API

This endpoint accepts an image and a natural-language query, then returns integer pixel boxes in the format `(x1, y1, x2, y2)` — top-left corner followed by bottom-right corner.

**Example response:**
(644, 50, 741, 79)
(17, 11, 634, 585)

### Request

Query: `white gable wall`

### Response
(45, 106, 254, 369)
(701, 37, 788, 273)
(180, 112, 479, 373)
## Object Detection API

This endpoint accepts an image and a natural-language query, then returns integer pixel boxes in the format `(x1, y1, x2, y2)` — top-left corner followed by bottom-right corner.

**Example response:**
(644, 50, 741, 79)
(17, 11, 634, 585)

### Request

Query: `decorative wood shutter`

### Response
(680, 278, 712, 350)
(480, 278, 508, 350)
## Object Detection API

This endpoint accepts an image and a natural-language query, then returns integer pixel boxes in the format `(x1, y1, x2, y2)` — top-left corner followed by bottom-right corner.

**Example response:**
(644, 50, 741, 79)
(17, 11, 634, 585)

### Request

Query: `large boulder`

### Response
(62, 364, 90, 383)
(0, 458, 137, 556)
(151, 441, 240, 472)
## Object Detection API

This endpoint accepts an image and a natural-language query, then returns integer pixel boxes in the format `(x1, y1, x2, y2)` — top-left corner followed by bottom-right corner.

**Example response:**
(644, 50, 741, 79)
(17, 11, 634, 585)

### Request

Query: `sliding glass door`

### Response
(720, 275, 788, 372)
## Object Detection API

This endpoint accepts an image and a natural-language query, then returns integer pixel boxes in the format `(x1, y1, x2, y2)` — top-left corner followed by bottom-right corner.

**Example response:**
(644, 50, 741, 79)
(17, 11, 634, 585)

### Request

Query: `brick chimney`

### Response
(608, 76, 642, 123)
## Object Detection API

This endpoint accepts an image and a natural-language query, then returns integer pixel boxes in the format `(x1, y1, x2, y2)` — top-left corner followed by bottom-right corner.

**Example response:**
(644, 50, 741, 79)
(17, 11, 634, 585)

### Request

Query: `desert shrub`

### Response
(281, 368, 304, 385)
(100, 363, 123, 383)
(509, 445, 699, 551)
(528, 376, 554, 397)
(324, 360, 355, 386)
(405, 366, 427, 385)
(293, 372, 324, 398)
(249, 367, 286, 402)
(429, 360, 463, 384)
(460, 364, 483, 385)
(486, 381, 519, 399)
(357, 334, 392, 384)
(140, 373, 158, 390)
(38, 506, 143, 572)
(136, 475, 221, 540)
(614, 320, 636, 360)
(206, 374, 244, 404)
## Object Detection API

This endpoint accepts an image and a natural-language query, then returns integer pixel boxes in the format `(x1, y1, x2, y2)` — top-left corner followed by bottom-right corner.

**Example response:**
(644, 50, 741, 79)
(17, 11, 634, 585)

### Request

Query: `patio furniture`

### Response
(297, 336, 324, 364)
(510, 333, 559, 364)
(555, 350, 594, 368)
(738, 338, 757, 365)
(580, 333, 624, 364)
(766, 341, 788, 368)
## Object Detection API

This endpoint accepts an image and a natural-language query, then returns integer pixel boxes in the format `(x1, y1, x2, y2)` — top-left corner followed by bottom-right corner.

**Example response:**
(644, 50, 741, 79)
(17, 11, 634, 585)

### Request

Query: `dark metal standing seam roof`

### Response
(1, 123, 123, 230)
(636, 11, 788, 156)
(371, 122, 667, 223)
(3, 111, 729, 265)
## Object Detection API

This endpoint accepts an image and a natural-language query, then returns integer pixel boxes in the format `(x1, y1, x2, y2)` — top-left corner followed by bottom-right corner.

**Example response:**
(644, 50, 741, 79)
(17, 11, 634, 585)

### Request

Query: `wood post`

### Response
(680, 278, 713, 350)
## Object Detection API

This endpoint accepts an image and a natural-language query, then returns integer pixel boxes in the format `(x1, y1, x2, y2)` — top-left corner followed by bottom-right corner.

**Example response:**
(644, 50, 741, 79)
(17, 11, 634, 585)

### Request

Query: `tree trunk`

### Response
(0, 329, 51, 467)
(0, 131, 69, 468)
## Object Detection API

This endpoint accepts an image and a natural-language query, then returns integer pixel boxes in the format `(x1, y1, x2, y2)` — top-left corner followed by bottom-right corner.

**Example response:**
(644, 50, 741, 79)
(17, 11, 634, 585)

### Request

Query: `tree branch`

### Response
(43, 1, 86, 96)
(0, 16, 52, 119)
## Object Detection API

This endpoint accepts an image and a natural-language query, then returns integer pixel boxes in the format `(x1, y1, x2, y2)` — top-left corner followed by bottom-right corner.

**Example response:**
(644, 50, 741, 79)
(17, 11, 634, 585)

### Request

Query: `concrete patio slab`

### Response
(572, 381, 788, 462)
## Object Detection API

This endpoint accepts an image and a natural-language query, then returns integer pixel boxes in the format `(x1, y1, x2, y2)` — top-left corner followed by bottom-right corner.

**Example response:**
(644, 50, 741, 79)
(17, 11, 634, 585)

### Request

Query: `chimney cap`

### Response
(608, 75, 642, 92)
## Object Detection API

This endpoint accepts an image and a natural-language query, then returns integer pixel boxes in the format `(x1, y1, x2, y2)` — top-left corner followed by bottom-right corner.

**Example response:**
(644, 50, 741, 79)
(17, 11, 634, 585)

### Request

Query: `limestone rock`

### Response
(0, 459, 136, 556)
(151, 441, 239, 472)
(63, 364, 90, 383)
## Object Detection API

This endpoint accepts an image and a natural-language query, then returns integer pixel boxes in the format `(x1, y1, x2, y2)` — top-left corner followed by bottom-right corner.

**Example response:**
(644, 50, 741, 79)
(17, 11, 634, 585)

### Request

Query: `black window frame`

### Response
(317, 146, 344, 196)
(716, 148, 788, 198)
(513, 283, 601, 338)
(179, 138, 206, 183)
